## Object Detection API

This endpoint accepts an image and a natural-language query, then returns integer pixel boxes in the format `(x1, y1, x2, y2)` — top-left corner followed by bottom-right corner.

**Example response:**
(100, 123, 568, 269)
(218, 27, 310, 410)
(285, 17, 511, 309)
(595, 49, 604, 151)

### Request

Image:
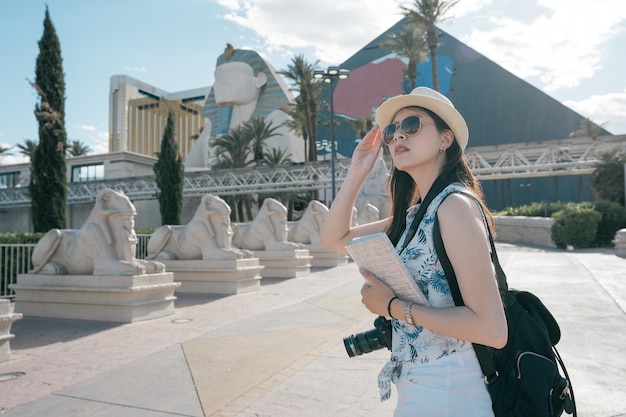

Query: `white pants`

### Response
(394, 348, 494, 417)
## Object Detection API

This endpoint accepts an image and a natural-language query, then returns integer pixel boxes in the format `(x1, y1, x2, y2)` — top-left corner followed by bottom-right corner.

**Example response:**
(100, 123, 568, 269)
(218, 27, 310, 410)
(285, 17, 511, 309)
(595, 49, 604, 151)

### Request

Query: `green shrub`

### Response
(135, 228, 156, 235)
(496, 202, 567, 217)
(592, 200, 626, 246)
(497, 200, 626, 248)
(0, 233, 45, 244)
(551, 206, 602, 249)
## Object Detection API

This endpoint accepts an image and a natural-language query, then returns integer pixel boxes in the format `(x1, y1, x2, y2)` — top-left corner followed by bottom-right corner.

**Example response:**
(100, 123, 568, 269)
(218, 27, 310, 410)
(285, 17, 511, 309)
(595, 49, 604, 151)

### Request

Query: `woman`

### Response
(319, 87, 507, 416)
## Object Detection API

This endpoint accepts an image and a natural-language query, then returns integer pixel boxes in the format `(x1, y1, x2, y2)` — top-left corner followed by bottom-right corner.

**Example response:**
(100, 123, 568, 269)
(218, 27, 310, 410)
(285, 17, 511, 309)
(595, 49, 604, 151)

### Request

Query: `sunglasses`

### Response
(381, 115, 423, 145)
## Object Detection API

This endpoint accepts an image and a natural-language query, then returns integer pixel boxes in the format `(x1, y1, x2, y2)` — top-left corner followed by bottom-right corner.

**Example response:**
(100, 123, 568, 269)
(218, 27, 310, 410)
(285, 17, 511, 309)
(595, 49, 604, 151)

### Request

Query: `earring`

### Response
(439, 148, 446, 154)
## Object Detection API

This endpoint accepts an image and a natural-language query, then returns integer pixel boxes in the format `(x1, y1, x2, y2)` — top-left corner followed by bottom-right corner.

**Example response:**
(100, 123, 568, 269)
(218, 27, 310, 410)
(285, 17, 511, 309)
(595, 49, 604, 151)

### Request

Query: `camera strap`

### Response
(399, 176, 448, 255)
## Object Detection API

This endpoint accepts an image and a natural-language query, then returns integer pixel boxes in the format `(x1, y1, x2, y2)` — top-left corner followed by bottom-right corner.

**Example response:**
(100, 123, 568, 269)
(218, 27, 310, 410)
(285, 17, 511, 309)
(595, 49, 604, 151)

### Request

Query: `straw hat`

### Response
(375, 87, 469, 149)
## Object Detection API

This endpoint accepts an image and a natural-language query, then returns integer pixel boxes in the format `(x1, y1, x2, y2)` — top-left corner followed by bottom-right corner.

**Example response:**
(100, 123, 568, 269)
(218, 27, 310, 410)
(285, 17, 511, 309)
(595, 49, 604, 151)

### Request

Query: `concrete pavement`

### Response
(0, 243, 625, 416)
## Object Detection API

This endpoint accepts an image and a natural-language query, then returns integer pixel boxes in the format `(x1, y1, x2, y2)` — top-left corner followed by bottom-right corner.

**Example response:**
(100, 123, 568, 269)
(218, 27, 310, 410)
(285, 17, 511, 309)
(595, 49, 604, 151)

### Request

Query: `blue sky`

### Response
(1, 0, 625, 165)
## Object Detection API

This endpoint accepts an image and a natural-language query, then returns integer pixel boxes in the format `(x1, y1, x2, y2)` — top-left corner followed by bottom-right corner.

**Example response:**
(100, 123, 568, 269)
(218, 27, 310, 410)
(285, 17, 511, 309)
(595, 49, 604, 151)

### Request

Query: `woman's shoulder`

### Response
(442, 182, 471, 194)
(432, 183, 473, 208)
(437, 187, 482, 220)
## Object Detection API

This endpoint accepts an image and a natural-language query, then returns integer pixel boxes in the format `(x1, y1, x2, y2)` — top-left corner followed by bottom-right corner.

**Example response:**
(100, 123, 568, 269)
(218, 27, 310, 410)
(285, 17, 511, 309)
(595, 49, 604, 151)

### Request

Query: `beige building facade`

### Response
(109, 75, 210, 162)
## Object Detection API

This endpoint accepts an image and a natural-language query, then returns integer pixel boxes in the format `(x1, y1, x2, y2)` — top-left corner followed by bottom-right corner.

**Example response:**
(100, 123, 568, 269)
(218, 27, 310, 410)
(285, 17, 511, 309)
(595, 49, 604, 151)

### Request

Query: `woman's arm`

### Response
(319, 126, 390, 252)
(361, 193, 508, 349)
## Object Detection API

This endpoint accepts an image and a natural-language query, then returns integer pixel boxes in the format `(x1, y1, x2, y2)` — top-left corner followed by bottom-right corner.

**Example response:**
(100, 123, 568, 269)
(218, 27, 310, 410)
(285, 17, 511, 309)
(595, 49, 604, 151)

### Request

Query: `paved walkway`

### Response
(1, 243, 625, 417)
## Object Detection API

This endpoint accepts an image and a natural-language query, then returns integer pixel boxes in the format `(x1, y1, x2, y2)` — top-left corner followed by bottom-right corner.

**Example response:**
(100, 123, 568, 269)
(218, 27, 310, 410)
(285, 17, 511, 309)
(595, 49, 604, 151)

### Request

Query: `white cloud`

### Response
(218, 0, 406, 64)
(0, 141, 29, 165)
(67, 125, 109, 156)
(89, 131, 111, 155)
(0, 154, 29, 165)
(124, 66, 147, 72)
(447, 0, 493, 18)
(213, 0, 239, 9)
(564, 89, 626, 135)
(211, 0, 626, 138)
(461, 0, 626, 91)
(214, 0, 626, 92)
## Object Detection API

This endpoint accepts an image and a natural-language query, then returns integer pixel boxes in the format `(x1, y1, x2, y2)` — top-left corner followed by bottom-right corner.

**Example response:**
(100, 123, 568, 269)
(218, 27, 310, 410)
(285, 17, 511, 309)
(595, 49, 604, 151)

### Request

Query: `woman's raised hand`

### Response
(350, 125, 383, 174)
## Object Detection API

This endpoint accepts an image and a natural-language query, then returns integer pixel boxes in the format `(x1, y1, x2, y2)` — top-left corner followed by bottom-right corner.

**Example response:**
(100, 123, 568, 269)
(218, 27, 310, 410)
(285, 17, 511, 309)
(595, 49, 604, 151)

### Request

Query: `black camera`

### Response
(343, 316, 393, 357)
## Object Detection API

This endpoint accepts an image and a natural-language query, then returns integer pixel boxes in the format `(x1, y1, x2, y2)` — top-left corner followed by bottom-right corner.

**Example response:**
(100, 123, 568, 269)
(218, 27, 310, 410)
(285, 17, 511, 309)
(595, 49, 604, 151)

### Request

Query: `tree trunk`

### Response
(426, 26, 439, 91)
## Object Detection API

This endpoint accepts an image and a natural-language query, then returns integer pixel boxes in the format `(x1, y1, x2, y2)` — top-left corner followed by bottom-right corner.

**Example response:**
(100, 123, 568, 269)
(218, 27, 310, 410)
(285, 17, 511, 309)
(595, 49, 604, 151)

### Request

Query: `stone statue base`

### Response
(0, 299, 22, 363)
(304, 246, 350, 268)
(614, 229, 626, 258)
(253, 249, 312, 278)
(11, 273, 179, 323)
(158, 259, 264, 294)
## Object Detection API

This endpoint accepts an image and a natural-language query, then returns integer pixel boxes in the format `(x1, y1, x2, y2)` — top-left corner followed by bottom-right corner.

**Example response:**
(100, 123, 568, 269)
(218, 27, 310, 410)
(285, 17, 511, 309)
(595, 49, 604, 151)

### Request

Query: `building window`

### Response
(0, 171, 20, 189)
(71, 163, 104, 182)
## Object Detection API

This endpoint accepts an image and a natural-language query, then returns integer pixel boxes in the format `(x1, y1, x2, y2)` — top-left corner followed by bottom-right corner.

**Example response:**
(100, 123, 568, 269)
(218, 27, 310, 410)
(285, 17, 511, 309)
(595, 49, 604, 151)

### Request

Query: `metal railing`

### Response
(1, 244, 35, 299)
(0, 237, 153, 298)
(136, 234, 150, 260)
(2, 134, 625, 209)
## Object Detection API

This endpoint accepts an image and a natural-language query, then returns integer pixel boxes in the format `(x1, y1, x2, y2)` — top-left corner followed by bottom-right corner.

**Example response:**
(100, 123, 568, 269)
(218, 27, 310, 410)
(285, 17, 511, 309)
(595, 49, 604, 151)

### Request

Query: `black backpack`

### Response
(433, 214, 577, 417)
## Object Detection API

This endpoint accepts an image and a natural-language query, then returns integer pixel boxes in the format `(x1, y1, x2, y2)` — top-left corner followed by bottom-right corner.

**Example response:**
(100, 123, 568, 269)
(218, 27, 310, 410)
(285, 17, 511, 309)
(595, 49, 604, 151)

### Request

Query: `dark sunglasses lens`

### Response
(401, 116, 421, 135)
(382, 124, 397, 144)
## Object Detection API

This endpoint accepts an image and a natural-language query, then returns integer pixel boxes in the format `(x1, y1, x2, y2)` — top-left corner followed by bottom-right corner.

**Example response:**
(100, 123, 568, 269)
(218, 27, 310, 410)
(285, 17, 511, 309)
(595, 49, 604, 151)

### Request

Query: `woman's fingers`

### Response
(359, 268, 396, 315)
(359, 126, 382, 149)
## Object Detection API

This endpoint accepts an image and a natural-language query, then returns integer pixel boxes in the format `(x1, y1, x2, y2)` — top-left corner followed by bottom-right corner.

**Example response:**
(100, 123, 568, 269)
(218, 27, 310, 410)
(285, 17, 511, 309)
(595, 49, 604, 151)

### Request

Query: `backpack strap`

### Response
(398, 176, 448, 255)
(435, 200, 578, 415)
(432, 191, 506, 383)
(434, 190, 508, 290)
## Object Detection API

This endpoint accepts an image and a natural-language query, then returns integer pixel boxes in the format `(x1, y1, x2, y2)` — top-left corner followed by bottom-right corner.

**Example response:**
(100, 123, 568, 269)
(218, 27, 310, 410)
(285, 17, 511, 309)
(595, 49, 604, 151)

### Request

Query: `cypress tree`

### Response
(154, 109, 184, 225)
(30, 6, 67, 232)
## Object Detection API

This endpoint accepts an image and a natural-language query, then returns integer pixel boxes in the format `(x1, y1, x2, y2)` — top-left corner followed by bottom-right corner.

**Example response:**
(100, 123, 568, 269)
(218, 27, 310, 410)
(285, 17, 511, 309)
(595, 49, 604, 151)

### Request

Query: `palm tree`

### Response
(16, 139, 38, 160)
(212, 125, 254, 169)
(347, 117, 373, 141)
(569, 117, 608, 140)
(212, 125, 256, 221)
(279, 55, 322, 162)
(284, 99, 309, 160)
(346, 116, 385, 157)
(245, 116, 282, 166)
(263, 147, 292, 167)
(66, 140, 91, 157)
(591, 148, 626, 205)
(402, 0, 461, 91)
(381, 22, 429, 90)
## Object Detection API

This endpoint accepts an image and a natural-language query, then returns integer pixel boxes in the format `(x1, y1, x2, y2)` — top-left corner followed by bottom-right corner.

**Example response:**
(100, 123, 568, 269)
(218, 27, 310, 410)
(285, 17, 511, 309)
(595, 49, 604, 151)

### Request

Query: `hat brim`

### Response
(375, 93, 469, 149)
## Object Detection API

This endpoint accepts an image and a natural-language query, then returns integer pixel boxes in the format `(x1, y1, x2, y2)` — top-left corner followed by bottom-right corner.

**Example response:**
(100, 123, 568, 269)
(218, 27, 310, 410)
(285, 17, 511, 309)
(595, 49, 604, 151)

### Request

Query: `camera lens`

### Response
(343, 328, 387, 357)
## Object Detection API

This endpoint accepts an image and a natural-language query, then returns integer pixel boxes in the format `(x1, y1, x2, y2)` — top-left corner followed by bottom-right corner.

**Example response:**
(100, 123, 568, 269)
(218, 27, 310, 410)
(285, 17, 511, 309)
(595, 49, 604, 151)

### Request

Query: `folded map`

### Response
(346, 232, 429, 306)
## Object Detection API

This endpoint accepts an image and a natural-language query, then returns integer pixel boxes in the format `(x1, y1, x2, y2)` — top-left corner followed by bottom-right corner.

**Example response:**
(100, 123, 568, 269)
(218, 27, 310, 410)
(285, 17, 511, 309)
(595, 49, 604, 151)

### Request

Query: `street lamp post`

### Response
(316, 139, 331, 203)
(313, 66, 349, 202)
(520, 183, 532, 205)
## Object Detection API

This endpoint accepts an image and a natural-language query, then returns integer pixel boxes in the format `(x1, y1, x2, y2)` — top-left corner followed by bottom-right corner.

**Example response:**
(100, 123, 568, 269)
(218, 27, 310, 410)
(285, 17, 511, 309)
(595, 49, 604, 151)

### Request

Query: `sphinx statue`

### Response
(232, 198, 302, 251)
(146, 194, 250, 260)
(188, 44, 304, 168)
(356, 202, 381, 225)
(30, 189, 164, 276)
(288, 200, 329, 246)
(355, 151, 389, 219)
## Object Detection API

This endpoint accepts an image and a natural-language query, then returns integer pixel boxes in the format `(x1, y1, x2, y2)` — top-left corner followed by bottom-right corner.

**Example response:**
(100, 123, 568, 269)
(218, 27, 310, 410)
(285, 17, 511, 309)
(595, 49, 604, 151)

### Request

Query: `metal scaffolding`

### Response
(1, 135, 624, 209)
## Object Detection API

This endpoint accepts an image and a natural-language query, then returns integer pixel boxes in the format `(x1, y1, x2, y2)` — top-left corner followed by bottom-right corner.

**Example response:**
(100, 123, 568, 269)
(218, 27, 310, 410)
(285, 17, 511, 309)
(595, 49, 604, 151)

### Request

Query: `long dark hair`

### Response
(386, 107, 494, 246)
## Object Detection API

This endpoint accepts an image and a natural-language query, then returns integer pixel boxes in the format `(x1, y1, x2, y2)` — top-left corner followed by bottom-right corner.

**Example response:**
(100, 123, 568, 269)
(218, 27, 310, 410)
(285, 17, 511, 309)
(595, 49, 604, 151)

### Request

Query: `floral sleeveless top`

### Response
(377, 183, 476, 401)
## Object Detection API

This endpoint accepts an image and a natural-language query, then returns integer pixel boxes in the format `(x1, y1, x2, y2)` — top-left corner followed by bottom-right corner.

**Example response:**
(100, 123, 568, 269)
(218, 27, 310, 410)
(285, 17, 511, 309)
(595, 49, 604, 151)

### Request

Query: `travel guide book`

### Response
(345, 232, 429, 306)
